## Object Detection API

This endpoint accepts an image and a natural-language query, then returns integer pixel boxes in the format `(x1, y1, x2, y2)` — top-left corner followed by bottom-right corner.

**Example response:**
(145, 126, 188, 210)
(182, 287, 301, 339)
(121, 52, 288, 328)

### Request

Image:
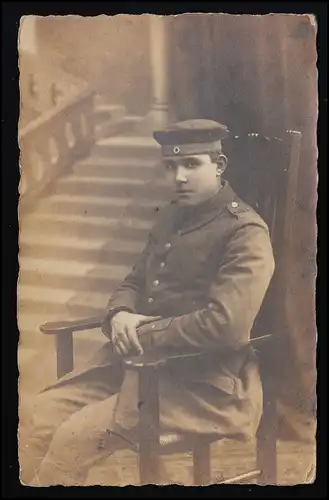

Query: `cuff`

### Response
(137, 317, 174, 349)
(102, 306, 135, 339)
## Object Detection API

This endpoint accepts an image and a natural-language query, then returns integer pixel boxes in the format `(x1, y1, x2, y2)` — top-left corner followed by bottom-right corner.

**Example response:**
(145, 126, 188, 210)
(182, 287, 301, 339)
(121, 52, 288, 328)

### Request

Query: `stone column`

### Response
(148, 15, 170, 129)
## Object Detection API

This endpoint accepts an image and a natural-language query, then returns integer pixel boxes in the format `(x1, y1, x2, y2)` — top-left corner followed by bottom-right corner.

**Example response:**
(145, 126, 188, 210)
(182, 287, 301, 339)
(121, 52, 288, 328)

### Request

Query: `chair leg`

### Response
(256, 381, 278, 484)
(56, 331, 74, 378)
(139, 438, 160, 485)
(138, 365, 160, 485)
(193, 442, 211, 485)
(257, 429, 277, 484)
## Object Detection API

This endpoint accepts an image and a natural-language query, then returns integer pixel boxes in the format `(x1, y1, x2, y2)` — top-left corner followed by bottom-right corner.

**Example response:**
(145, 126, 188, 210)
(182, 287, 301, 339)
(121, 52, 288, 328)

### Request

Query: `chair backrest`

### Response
(222, 131, 302, 341)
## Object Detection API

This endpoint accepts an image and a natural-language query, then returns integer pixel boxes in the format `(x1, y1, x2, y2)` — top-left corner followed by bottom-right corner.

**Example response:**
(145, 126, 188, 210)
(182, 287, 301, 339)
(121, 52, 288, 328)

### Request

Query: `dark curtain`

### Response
(169, 13, 317, 442)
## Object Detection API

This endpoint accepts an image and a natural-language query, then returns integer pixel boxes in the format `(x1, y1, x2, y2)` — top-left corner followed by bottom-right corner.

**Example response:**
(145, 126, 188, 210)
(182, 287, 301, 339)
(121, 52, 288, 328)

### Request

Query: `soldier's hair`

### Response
(209, 150, 223, 165)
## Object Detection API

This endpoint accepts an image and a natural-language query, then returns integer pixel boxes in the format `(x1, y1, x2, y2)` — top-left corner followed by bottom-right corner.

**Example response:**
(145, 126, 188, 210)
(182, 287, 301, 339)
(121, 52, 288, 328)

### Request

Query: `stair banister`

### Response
(19, 87, 97, 212)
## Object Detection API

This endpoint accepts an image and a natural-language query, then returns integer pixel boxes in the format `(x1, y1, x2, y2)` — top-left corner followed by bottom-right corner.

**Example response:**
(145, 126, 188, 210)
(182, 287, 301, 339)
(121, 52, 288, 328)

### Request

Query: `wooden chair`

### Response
(40, 130, 302, 485)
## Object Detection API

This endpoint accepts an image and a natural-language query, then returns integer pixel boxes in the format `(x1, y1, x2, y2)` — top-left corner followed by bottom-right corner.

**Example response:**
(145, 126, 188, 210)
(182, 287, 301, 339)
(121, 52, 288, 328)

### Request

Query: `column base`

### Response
(147, 103, 170, 130)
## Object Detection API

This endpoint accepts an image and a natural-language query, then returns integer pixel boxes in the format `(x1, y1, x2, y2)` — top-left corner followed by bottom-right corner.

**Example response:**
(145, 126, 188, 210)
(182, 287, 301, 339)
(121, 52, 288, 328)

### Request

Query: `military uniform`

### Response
(103, 179, 275, 441)
(23, 120, 275, 486)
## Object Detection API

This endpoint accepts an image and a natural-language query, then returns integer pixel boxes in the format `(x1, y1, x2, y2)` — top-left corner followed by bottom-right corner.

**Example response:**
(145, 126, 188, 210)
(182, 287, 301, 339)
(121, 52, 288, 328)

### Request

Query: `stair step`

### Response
(94, 94, 109, 106)
(18, 284, 108, 316)
(92, 135, 161, 159)
(58, 174, 145, 187)
(94, 103, 126, 121)
(36, 194, 161, 219)
(68, 290, 112, 315)
(18, 284, 78, 316)
(18, 311, 104, 335)
(18, 346, 40, 365)
(54, 174, 169, 200)
(19, 232, 145, 264)
(94, 103, 126, 114)
(18, 312, 107, 358)
(75, 156, 158, 168)
(73, 156, 160, 179)
(21, 212, 153, 240)
(97, 136, 159, 147)
(18, 345, 58, 396)
(19, 233, 144, 252)
(18, 312, 65, 338)
(19, 257, 131, 292)
(18, 351, 57, 397)
(18, 283, 77, 304)
(95, 115, 146, 140)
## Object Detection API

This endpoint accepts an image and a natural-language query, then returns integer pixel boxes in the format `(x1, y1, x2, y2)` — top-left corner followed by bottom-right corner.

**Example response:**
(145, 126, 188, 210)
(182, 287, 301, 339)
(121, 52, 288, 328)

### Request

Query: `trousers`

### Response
(20, 345, 262, 486)
(20, 363, 133, 486)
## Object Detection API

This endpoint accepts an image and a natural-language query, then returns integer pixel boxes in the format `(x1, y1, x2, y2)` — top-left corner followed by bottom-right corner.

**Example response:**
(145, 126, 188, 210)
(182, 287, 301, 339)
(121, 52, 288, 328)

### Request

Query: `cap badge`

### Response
(173, 146, 180, 154)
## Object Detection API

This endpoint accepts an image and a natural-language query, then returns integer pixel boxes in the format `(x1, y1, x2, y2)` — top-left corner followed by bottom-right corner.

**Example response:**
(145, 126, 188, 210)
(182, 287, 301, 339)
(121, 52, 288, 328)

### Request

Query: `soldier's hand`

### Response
(111, 311, 161, 356)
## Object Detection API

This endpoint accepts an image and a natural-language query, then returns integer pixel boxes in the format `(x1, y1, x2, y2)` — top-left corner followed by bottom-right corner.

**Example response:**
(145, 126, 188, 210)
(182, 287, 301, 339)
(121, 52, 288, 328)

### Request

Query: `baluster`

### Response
(19, 89, 96, 209)
(65, 121, 76, 149)
(50, 83, 64, 107)
(70, 111, 82, 151)
(48, 136, 59, 165)
(80, 112, 88, 138)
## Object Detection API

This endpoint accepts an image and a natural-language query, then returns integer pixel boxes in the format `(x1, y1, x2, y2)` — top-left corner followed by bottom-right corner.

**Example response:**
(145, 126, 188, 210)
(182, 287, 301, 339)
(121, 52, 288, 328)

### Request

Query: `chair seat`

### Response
(158, 432, 219, 455)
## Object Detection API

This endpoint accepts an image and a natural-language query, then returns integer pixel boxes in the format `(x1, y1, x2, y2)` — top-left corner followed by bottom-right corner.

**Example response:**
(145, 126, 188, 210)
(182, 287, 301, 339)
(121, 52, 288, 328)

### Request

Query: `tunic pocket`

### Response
(174, 358, 236, 395)
(192, 371, 236, 395)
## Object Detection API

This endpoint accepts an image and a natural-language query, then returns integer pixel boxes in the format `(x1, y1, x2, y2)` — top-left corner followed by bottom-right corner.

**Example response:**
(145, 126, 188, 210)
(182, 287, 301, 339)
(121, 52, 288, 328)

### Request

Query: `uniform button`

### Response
(165, 242, 171, 249)
(151, 324, 156, 329)
(208, 302, 217, 310)
(153, 280, 160, 286)
(231, 201, 239, 208)
(160, 262, 166, 268)
(148, 297, 154, 303)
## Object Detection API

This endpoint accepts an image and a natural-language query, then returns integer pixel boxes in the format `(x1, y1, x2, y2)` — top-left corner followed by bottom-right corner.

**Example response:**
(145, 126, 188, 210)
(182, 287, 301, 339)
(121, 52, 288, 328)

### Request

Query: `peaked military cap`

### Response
(153, 119, 230, 157)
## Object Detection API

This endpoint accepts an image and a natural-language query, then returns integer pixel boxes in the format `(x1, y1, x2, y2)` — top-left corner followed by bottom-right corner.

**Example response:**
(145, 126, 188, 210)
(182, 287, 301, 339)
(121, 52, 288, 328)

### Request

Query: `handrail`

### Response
(19, 49, 88, 124)
(19, 86, 95, 140)
(19, 46, 130, 140)
(19, 85, 96, 209)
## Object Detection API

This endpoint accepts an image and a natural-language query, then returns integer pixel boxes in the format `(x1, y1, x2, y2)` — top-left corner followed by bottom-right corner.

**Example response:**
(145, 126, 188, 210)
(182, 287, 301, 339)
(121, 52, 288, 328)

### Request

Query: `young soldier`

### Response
(22, 120, 275, 485)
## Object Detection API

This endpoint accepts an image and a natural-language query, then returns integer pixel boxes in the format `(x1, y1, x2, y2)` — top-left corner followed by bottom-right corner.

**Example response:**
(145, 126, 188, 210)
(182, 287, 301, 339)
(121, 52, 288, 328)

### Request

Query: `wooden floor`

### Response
(18, 343, 316, 488)
(85, 438, 316, 486)
(18, 351, 316, 487)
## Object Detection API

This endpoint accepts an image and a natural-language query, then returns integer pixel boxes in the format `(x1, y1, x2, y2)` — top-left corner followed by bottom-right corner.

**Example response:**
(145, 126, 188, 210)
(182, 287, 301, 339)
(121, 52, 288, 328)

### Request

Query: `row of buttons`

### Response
(148, 245, 170, 303)
(146, 202, 239, 306)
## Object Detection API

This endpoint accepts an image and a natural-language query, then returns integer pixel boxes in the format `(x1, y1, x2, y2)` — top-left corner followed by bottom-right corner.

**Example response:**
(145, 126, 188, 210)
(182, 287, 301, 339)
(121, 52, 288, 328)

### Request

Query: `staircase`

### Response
(18, 102, 171, 394)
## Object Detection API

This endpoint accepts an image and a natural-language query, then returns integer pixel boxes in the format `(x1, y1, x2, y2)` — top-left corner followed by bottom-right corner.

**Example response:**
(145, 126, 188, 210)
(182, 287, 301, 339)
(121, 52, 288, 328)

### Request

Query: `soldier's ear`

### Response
(216, 154, 228, 176)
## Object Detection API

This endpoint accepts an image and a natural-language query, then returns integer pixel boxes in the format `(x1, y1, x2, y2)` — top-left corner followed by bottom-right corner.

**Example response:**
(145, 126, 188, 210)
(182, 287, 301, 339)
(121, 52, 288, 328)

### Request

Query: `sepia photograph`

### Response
(17, 12, 318, 487)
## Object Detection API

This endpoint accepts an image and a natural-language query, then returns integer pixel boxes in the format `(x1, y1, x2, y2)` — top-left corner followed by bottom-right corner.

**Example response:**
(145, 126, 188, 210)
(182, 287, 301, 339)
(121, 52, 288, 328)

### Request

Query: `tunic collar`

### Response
(171, 181, 238, 234)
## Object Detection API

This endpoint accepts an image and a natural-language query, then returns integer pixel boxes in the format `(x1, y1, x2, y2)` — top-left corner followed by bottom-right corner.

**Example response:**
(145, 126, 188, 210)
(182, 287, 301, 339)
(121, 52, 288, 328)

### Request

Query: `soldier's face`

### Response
(163, 154, 222, 206)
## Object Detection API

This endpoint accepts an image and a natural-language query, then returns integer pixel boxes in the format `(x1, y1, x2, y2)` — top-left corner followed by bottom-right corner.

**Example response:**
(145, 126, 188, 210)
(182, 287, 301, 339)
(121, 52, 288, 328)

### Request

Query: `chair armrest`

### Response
(40, 316, 102, 379)
(124, 352, 170, 370)
(40, 316, 102, 335)
(250, 334, 273, 350)
(124, 334, 274, 370)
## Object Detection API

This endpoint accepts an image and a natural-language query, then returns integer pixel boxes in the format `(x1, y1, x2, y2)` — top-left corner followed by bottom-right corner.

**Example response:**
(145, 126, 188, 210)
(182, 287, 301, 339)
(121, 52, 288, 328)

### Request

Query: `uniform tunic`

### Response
(43, 181, 275, 445)
(93, 179, 275, 441)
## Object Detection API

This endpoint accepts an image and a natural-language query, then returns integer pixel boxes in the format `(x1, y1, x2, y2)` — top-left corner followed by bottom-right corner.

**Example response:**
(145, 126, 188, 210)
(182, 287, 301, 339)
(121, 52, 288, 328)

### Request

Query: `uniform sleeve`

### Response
(140, 222, 275, 352)
(101, 235, 152, 337)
